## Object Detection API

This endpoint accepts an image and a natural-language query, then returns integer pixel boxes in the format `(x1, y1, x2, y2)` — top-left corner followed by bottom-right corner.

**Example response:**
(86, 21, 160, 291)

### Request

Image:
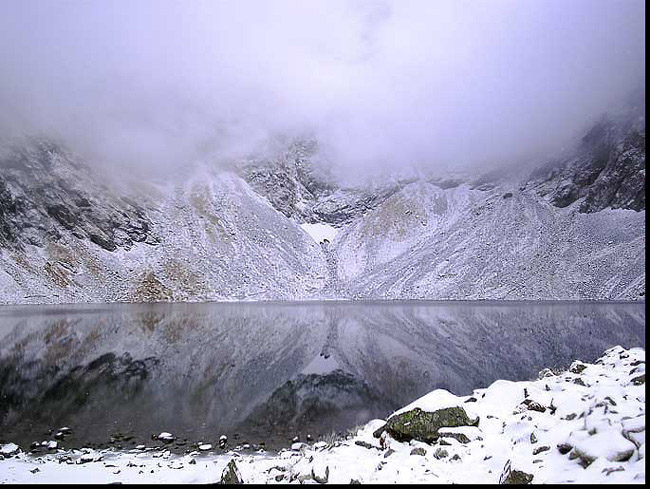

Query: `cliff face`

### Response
(526, 100, 645, 213)
(0, 105, 645, 304)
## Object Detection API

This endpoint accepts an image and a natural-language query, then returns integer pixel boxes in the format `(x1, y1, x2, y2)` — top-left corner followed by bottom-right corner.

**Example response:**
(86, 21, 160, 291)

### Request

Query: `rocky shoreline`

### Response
(0, 345, 645, 484)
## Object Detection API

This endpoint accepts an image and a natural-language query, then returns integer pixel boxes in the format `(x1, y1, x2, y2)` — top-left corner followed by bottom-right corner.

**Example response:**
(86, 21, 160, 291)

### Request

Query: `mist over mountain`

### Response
(0, 0, 645, 304)
(0, 0, 645, 181)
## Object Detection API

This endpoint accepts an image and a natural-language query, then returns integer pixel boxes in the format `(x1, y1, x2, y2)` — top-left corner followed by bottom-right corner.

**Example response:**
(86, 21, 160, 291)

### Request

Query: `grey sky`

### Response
(0, 0, 645, 177)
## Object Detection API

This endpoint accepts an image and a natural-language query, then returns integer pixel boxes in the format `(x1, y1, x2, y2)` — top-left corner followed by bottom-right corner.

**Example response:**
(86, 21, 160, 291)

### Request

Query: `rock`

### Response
(291, 442, 305, 451)
(46, 441, 58, 450)
(438, 426, 483, 444)
(199, 444, 212, 451)
(538, 368, 556, 379)
(383, 448, 395, 458)
(354, 440, 377, 450)
(157, 432, 175, 443)
(521, 399, 546, 413)
(450, 454, 461, 462)
(573, 378, 587, 387)
(219, 435, 228, 449)
(77, 455, 94, 464)
(311, 465, 329, 484)
(631, 375, 645, 385)
(433, 447, 449, 459)
(220, 459, 243, 484)
(372, 424, 386, 439)
(410, 447, 427, 456)
(622, 415, 645, 433)
(383, 407, 478, 443)
(532, 446, 550, 455)
(573, 431, 636, 464)
(570, 361, 588, 374)
(0, 443, 20, 456)
(499, 460, 533, 484)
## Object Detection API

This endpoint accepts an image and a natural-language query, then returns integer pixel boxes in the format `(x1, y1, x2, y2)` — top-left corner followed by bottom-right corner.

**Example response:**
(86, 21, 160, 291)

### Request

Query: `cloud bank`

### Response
(0, 0, 645, 177)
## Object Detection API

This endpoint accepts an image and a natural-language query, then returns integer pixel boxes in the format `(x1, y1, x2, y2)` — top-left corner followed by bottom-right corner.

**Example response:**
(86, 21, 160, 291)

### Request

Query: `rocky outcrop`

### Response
(0, 139, 159, 252)
(526, 96, 645, 213)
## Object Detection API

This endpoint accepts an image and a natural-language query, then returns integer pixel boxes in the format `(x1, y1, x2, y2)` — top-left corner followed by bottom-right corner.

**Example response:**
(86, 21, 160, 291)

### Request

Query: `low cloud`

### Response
(0, 0, 645, 178)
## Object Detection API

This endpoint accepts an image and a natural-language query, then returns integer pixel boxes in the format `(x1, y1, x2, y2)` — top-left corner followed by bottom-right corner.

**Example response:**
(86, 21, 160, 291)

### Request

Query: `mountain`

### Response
(0, 106, 645, 304)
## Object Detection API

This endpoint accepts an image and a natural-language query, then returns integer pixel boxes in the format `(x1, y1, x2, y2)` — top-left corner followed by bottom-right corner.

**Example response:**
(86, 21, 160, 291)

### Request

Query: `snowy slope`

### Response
(0, 108, 645, 304)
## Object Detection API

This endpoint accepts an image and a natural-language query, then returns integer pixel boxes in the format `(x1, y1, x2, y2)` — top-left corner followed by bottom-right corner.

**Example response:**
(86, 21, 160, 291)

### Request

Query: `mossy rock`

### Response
(383, 407, 478, 443)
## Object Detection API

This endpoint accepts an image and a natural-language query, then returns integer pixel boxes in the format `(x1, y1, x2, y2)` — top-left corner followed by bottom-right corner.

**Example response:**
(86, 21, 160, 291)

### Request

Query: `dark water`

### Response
(0, 301, 645, 451)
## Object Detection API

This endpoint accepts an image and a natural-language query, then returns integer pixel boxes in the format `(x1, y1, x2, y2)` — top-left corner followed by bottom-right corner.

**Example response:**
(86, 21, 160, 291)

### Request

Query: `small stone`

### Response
(354, 440, 376, 450)
(383, 448, 395, 458)
(538, 368, 555, 379)
(499, 460, 533, 484)
(199, 444, 212, 451)
(521, 399, 546, 413)
(157, 432, 175, 443)
(410, 447, 427, 456)
(433, 448, 449, 459)
(570, 361, 588, 374)
(450, 454, 461, 462)
(532, 446, 550, 455)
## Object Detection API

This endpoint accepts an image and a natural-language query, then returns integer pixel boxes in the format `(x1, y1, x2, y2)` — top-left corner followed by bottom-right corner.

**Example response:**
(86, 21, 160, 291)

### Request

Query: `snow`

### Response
(0, 346, 644, 484)
(300, 222, 338, 244)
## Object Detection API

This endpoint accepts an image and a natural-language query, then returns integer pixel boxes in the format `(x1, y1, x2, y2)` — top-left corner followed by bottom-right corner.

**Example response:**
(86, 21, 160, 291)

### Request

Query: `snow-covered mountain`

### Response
(0, 104, 645, 304)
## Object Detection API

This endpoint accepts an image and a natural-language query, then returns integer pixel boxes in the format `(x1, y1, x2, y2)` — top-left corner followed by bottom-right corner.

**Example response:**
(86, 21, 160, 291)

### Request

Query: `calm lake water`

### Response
(0, 301, 645, 451)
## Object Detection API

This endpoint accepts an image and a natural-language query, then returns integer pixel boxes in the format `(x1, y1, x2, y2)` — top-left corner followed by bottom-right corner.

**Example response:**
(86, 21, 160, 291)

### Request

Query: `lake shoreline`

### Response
(1, 345, 645, 484)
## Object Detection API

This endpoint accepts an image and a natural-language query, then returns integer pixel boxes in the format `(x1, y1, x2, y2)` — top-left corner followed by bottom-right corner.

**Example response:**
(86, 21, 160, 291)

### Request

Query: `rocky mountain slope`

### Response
(0, 104, 645, 304)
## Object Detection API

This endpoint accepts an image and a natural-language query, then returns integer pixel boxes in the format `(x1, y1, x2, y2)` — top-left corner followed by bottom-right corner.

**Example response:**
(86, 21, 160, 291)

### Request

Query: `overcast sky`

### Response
(0, 0, 645, 177)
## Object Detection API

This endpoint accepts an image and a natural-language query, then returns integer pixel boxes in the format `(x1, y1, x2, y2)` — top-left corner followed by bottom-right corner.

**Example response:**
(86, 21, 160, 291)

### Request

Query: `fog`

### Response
(0, 0, 645, 178)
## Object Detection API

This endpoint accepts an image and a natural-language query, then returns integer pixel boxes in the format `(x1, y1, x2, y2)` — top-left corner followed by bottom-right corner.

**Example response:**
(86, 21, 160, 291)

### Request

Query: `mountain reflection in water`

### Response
(0, 301, 644, 450)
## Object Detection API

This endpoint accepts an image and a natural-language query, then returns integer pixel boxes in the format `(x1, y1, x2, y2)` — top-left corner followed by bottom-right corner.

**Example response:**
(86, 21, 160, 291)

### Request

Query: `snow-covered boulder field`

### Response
(0, 346, 644, 484)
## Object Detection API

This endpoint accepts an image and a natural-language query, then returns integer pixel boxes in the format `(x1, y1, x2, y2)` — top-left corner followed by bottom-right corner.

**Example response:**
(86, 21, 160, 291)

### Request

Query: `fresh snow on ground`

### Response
(300, 223, 338, 244)
(0, 346, 644, 484)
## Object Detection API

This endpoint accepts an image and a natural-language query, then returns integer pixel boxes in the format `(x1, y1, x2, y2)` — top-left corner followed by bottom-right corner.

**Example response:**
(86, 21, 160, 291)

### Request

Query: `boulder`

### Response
(383, 407, 478, 443)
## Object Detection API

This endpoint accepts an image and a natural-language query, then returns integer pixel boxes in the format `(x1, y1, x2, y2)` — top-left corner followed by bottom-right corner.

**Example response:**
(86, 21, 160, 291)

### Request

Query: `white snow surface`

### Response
(0, 346, 644, 484)
(300, 223, 338, 244)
